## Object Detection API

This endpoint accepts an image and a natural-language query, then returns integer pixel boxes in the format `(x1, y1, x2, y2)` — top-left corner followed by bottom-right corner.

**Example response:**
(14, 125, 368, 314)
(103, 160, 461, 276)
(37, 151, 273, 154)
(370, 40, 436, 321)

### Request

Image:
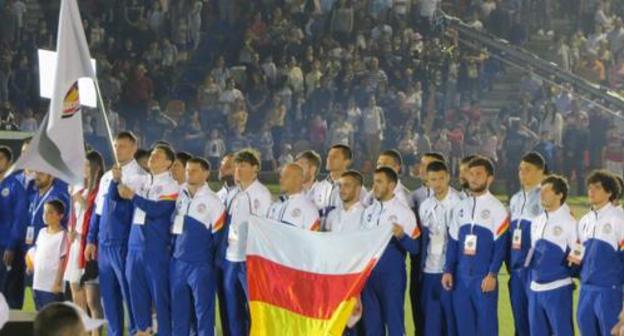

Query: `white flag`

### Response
(12, 0, 95, 185)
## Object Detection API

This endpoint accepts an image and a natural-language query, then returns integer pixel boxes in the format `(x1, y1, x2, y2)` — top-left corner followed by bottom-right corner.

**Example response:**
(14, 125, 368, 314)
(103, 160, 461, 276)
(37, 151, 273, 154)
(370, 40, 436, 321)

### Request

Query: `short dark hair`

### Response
(380, 149, 403, 168)
(468, 156, 495, 176)
(460, 155, 476, 165)
(521, 152, 546, 172)
(542, 175, 569, 205)
(0, 145, 12, 162)
(34, 303, 83, 336)
(295, 150, 322, 170)
(329, 144, 353, 160)
(45, 199, 66, 215)
(175, 152, 192, 166)
(134, 148, 150, 161)
(615, 176, 624, 200)
(426, 160, 449, 173)
(153, 144, 175, 163)
(341, 170, 364, 186)
(188, 157, 211, 171)
(423, 152, 445, 163)
(374, 166, 398, 184)
(115, 131, 137, 144)
(587, 170, 620, 202)
(235, 149, 261, 168)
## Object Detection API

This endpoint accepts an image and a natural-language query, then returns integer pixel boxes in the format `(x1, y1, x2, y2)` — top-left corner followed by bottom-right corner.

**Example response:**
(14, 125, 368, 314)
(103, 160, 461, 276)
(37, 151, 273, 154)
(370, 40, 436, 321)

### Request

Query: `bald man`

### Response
(267, 164, 320, 231)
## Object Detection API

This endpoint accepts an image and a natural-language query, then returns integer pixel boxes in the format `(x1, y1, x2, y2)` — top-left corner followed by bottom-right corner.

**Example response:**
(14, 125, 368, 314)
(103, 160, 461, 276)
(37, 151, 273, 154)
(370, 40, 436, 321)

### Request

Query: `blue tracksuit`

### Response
(576, 203, 624, 336)
(88, 160, 145, 336)
(171, 184, 226, 336)
(125, 172, 178, 336)
(418, 190, 460, 336)
(361, 196, 420, 336)
(507, 187, 542, 336)
(444, 192, 509, 336)
(0, 172, 28, 308)
(526, 206, 577, 336)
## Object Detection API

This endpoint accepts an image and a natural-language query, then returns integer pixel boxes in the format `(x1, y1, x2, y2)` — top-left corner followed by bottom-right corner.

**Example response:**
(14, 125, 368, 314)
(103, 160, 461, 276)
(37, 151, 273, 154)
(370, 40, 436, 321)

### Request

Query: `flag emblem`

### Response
(62, 82, 80, 119)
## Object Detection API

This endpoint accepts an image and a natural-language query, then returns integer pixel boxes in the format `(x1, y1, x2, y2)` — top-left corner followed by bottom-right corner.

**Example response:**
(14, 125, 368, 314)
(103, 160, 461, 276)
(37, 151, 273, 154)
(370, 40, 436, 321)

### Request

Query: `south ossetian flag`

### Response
(246, 216, 393, 335)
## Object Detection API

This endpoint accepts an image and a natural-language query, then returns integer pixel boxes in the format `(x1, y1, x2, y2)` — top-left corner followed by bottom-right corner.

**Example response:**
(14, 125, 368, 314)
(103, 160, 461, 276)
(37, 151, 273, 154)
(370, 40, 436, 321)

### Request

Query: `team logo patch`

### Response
(603, 224, 612, 234)
(389, 215, 398, 223)
(62, 82, 81, 119)
(553, 226, 563, 237)
(1, 188, 9, 197)
(197, 204, 207, 214)
(291, 208, 301, 218)
(481, 210, 491, 220)
(154, 186, 163, 194)
(532, 205, 541, 216)
(254, 199, 261, 210)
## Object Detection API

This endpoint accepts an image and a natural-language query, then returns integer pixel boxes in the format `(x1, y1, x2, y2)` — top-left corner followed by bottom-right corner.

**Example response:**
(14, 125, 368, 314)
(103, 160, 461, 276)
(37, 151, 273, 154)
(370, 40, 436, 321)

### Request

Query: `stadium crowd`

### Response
(1, 0, 622, 200)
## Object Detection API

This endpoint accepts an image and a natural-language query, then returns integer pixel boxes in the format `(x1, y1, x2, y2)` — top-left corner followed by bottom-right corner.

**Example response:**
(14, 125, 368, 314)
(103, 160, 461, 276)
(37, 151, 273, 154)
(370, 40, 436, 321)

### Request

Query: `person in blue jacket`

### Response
(171, 157, 226, 336)
(442, 156, 509, 336)
(507, 152, 546, 336)
(0, 146, 28, 308)
(117, 144, 179, 336)
(361, 166, 420, 336)
(85, 131, 145, 336)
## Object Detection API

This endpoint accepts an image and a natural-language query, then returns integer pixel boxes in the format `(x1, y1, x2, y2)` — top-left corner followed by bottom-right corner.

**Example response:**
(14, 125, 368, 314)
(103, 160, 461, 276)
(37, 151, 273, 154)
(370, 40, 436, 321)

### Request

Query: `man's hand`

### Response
(112, 164, 122, 182)
(84, 243, 97, 261)
(2, 250, 14, 268)
(441, 272, 454, 291)
(51, 282, 62, 294)
(481, 273, 497, 292)
(392, 224, 405, 239)
(117, 185, 135, 200)
(566, 255, 581, 266)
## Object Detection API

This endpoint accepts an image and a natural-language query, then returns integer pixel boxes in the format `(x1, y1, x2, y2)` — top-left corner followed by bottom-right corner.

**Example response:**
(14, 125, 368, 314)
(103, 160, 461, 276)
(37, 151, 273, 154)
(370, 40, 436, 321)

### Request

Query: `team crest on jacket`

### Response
(254, 199, 260, 210)
(1, 188, 9, 197)
(532, 205, 541, 216)
(154, 186, 163, 194)
(62, 82, 81, 119)
(197, 204, 207, 214)
(481, 210, 491, 219)
(389, 215, 398, 223)
(291, 208, 301, 218)
(553, 226, 563, 236)
(603, 224, 612, 234)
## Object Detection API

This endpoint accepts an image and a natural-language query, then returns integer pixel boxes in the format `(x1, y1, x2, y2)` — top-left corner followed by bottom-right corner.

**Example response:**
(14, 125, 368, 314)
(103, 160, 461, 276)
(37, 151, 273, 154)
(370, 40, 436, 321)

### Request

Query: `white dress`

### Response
(63, 189, 88, 284)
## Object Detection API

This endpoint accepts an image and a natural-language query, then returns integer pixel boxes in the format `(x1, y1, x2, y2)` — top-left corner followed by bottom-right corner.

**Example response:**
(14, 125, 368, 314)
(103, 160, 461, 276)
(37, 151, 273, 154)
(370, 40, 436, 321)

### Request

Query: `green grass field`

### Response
(20, 196, 590, 335)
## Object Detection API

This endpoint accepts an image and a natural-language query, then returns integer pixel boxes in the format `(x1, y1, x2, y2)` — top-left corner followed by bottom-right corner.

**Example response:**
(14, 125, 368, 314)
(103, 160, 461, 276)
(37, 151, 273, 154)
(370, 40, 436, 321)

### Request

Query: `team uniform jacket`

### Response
(267, 192, 320, 231)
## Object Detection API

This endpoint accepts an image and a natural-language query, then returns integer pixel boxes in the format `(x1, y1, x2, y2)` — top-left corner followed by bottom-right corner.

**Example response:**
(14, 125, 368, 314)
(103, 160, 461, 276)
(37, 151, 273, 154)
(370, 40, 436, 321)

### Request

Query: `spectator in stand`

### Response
(121, 64, 153, 133)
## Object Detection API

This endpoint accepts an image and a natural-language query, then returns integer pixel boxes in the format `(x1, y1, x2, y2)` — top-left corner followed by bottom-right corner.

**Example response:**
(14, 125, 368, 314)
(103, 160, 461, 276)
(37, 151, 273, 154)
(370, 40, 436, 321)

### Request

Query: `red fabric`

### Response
(68, 186, 99, 269)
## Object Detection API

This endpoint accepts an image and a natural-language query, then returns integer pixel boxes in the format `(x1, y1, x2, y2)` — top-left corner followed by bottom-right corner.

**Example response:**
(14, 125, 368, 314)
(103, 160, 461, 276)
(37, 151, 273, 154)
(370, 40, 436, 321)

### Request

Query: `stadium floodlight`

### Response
(37, 49, 97, 108)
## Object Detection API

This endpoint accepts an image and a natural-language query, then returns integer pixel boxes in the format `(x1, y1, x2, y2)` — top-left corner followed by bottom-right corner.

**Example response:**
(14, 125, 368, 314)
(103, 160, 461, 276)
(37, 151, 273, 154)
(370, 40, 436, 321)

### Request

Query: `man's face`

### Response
(468, 166, 491, 194)
(114, 138, 137, 163)
(540, 183, 561, 210)
(419, 156, 435, 179)
(338, 176, 361, 204)
(459, 163, 470, 189)
(234, 162, 257, 185)
(588, 182, 611, 207)
(147, 149, 172, 174)
(373, 173, 395, 200)
(427, 170, 450, 197)
(326, 148, 349, 173)
(34, 172, 53, 189)
(279, 165, 302, 194)
(219, 156, 235, 180)
(295, 158, 317, 184)
(518, 161, 542, 188)
(186, 162, 209, 186)
(377, 155, 400, 173)
(171, 159, 186, 184)
(0, 153, 10, 173)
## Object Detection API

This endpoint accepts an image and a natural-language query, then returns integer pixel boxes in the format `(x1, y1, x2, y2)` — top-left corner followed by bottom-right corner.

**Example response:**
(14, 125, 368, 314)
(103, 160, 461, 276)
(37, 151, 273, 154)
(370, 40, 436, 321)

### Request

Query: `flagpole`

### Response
(92, 79, 119, 165)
